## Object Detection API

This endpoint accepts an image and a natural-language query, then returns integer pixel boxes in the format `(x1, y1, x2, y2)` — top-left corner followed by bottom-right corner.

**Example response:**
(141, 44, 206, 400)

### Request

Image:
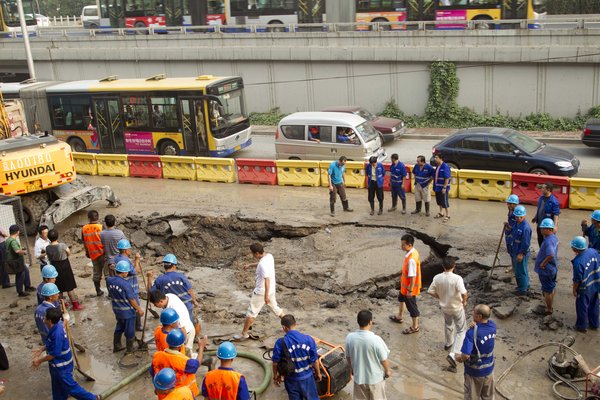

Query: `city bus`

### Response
(0, 0, 37, 35)
(434, 0, 546, 28)
(12, 76, 251, 157)
(93, 0, 191, 29)
(225, 0, 324, 29)
(355, 0, 407, 30)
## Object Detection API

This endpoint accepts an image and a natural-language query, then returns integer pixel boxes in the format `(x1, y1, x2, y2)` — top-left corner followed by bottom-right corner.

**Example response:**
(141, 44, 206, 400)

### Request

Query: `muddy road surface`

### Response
(1, 176, 599, 399)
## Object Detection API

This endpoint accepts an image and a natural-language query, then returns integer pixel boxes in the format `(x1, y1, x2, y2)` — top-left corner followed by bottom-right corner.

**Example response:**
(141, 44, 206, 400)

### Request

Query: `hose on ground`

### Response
(100, 349, 272, 399)
(495, 339, 585, 400)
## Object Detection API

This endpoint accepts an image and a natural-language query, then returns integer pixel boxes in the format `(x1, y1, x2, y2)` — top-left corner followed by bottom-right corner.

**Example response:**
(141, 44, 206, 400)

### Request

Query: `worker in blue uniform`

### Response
(113, 239, 142, 331)
(504, 195, 519, 254)
(534, 219, 559, 315)
(366, 156, 385, 216)
(37, 265, 59, 306)
(107, 260, 144, 353)
(532, 183, 560, 247)
(508, 205, 532, 296)
(151, 253, 200, 335)
(35, 283, 61, 342)
(581, 210, 600, 251)
(388, 153, 408, 214)
(411, 155, 434, 216)
(31, 307, 99, 400)
(570, 236, 600, 333)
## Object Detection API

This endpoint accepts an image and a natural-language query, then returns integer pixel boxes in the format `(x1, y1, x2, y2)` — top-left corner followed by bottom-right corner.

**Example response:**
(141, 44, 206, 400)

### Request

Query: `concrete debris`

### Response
(540, 315, 564, 331)
(130, 229, 151, 247)
(9, 301, 18, 308)
(169, 219, 189, 237)
(319, 300, 339, 309)
(145, 220, 170, 236)
(493, 306, 516, 319)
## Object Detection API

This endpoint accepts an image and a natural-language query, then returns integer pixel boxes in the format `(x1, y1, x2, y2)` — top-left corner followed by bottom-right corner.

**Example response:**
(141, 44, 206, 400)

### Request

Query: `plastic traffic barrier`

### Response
(195, 157, 236, 183)
(343, 161, 366, 189)
(72, 152, 97, 176)
(458, 170, 511, 201)
(569, 178, 600, 210)
(161, 156, 196, 181)
(128, 154, 162, 179)
(236, 159, 277, 185)
(96, 154, 130, 177)
(278, 160, 321, 187)
(409, 167, 458, 198)
(511, 173, 569, 209)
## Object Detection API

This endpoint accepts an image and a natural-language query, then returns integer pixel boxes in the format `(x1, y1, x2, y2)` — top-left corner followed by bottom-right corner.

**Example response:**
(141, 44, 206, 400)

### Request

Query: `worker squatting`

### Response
(21, 194, 600, 400)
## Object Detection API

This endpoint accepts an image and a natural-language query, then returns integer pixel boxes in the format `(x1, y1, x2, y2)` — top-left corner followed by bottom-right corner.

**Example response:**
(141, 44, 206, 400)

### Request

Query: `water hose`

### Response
(100, 350, 272, 399)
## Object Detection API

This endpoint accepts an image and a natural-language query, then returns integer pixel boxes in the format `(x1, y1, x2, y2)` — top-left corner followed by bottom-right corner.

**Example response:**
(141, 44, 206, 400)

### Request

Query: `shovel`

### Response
(135, 271, 153, 350)
(60, 300, 95, 381)
(485, 227, 505, 290)
(138, 259, 159, 319)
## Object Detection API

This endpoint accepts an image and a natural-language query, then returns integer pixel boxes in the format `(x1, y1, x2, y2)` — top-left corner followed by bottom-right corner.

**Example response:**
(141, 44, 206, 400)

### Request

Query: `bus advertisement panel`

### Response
(435, 0, 545, 29)
(355, 0, 407, 30)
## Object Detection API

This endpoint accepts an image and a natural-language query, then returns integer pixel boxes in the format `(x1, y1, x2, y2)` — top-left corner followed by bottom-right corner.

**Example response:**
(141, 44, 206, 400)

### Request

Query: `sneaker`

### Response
(330, 211, 335, 217)
(388, 207, 396, 212)
(377, 209, 383, 215)
(446, 354, 457, 369)
(17, 292, 29, 297)
(233, 333, 250, 340)
(401, 209, 407, 215)
(410, 210, 420, 215)
(444, 344, 453, 351)
(370, 210, 375, 216)
(25, 286, 36, 292)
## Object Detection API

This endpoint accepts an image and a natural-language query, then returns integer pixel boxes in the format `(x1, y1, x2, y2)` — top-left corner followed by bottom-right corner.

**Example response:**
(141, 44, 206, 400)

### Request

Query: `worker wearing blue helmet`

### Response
(504, 195, 520, 255)
(581, 210, 600, 251)
(509, 205, 532, 296)
(37, 265, 59, 306)
(201, 341, 250, 400)
(34, 283, 60, 342)
(570, 236, 600, 333)
(114, 239, 142, 331)
(534, 219, 559, 315)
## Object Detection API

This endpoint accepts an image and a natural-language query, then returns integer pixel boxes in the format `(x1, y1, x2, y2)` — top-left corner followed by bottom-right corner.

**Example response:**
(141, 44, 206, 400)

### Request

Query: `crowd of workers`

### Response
(0, 150, 597, 400)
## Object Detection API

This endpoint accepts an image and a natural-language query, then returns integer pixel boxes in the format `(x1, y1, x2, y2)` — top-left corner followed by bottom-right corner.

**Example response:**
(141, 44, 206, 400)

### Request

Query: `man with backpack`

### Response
(272, 314, 321, 400)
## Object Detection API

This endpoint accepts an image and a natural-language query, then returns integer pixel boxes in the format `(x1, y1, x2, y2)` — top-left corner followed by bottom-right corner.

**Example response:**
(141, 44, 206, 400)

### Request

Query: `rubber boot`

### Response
(125, 338, 135, 354)
(425, 202, 431, 217)
(378, 203, 383, 215)
(113, 334, 124, 353)
(94, 282, 104, 297)
(342, 200, 353, 212)
(72, 300, 84, 311)
(411, 201, 422, 215)
(401, 199, 407, 215)
(388, 197, 397, 212)
(369, 202, 375, 216)
(330, 203, 335, 217)
(135, 314, 142, 332)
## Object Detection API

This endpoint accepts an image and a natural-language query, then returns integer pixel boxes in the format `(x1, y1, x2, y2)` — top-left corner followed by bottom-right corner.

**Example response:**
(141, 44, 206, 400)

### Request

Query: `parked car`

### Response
(582, 119, 600, 148)
(430, 127, 579, 177)
(321, 106, 405, 143)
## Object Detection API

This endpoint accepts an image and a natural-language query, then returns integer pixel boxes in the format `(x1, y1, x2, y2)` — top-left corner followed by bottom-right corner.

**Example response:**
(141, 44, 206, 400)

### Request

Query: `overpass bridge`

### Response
(1, 24, 600, 116)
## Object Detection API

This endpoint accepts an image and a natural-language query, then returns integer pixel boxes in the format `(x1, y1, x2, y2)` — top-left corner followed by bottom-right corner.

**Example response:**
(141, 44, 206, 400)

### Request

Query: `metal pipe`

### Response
(16, 0, 36, 80)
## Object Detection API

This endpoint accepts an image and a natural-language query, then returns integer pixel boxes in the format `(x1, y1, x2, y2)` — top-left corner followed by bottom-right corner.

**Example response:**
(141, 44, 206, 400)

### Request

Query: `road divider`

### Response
(128, 155, 162, 179)
(72, 152, 98, 176)
(511, 173, 569, 209)
(569, 178, 600, 210)
(458, 170, 512, 201)
(236, 159, 278, 185)
(96, 154, 129, 177)
(195, 157, 236, 183)
(160, 156, 196, 180)
(277, 160, 320, 187)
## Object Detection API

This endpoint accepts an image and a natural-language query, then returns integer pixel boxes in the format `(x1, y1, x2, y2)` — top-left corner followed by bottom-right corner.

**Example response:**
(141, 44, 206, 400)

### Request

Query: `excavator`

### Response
(0, 86, 120, 234)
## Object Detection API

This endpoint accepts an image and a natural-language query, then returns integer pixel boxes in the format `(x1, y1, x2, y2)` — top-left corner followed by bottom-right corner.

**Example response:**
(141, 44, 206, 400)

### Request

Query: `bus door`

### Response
(502, 0, 527, 19)
(93, 98, 125, 153)
(298, 0, 325, 24)
(179, 98, 208, 155)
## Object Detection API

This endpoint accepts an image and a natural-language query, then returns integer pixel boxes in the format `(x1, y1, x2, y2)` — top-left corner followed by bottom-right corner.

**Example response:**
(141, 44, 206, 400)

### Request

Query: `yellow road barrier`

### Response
(161, 156, 196, 181)
(72, 152, 98, 176)
(458, 170, 512, 201)
(96, 154, 129, 177)
(277, 160, 321, 187)
(569, 177, 600, 210)
(195, 157, 236, 183)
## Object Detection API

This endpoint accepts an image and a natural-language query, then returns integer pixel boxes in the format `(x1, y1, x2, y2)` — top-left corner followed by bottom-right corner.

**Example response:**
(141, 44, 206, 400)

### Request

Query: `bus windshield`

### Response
(355, 121, 379, 142)
(532, 0, 546, 13)
(1, 0, 35, 27)
(210, 89, 247, 136)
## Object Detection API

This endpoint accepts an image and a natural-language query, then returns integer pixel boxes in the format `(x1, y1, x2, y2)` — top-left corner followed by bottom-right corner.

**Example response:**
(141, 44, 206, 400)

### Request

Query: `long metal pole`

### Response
(16, 0, 36, 80)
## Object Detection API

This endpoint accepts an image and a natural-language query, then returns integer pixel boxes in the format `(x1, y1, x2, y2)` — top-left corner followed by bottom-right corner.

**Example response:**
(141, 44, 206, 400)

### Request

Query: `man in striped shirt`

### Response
(272, 315, 321, 400)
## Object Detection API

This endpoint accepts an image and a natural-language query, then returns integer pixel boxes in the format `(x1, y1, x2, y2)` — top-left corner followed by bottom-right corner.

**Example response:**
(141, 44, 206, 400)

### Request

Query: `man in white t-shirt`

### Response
(234, 243, 284, 340)
(427, 256, 468, 373)
(150, 289, 196, 353)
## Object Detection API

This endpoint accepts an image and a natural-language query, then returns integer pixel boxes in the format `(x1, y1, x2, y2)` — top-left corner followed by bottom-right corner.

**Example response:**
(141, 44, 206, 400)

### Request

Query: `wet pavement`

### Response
(1, 175, 599, 399)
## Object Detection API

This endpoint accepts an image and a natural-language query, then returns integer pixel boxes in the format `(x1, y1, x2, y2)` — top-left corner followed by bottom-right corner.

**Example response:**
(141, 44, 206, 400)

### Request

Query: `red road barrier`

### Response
(511, 173, 569, 209)
(378, 162, 412, 193)
(128, 154, 162, 179)
(236, 159, 277, 185)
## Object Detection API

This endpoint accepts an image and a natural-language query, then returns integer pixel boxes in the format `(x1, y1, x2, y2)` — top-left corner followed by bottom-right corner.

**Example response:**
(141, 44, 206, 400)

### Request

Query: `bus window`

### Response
(49, 96, 93, 130)
(122, 96, 149, 129)
(150, 97, 177, 129)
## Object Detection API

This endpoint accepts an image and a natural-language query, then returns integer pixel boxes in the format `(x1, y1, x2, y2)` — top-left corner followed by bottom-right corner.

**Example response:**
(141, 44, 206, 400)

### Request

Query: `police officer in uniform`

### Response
(570, 236, 600, 333)
(107, 260, 144, 353)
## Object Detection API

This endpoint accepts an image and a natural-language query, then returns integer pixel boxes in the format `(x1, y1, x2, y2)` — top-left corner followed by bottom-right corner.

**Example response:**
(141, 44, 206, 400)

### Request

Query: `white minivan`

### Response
(275, 112, 386, 162)
(81, 5, 100, 29)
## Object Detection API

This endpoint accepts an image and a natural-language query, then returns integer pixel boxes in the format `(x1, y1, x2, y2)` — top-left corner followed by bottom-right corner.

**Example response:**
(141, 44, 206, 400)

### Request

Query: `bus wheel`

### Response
(89, 23, 98, 30)
(372, 18, 391, 31)
(67, 137, 86, 153)
(135, 21, 148, 35)
(473, 17, 493, 30)
(158, 140, 180, 156)
(267, 21, 285, 32)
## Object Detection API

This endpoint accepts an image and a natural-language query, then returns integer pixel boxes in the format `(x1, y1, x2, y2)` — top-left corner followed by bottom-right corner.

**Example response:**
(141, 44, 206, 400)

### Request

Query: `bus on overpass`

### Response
(1, 0, 37, 35)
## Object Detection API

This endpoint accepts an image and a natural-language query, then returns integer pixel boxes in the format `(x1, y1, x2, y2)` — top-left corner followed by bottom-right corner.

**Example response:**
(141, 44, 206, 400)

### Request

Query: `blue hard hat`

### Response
(115, 260, 131, 273)
(513, 205, 527, 217)
(160, 308, 179, 326)
(41, 282, 60, 297)
(592, 210, 600, 222)
(153, 367, 176, 391)
(571, 236, 588, 251)
(217, 341, 237, 360)
(163, 254, 177, 265)
(506, 194, 519, 205)
(41, 265, 58, 279)
(116, 239, 131, 250)
(539, 218, 555, 230)
(166, 328, 185, 347)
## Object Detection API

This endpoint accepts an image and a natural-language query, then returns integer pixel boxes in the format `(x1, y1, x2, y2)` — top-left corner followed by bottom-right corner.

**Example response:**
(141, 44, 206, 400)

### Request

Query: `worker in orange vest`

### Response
(155, 308, 186, 354)
(201, 341, 251, 400)
(153, 367, 194, 400)
(394, 234, 422, 335)
(151, 328, 207, 399)
(81, 210, 105, 296)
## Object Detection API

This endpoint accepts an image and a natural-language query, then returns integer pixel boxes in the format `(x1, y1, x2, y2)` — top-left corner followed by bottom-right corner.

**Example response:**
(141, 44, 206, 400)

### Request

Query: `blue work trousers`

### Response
(575, 290, 600, 330)
(391, 184, 406, 207)
(511, 254, 530, 293)
(114, 316, 136, 340)
(49, 366, 96, 400)
(284, 376, 320, 400)
(15, 266, 32, 295)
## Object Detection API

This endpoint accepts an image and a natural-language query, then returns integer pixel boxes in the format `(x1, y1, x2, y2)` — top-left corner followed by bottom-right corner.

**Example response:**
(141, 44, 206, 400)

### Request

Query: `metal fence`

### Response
(0, 195, 34, 267)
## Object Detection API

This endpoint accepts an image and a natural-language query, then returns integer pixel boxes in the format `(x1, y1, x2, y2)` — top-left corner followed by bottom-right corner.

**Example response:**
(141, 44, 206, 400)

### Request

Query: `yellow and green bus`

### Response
(0, 0, 37, 35)
(15, 75, 252, 157)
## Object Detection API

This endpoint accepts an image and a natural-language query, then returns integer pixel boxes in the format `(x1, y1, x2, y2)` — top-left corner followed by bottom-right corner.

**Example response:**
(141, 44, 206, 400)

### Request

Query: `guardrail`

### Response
(72, 152, 600, 211)
(6, 17, 596, 39)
